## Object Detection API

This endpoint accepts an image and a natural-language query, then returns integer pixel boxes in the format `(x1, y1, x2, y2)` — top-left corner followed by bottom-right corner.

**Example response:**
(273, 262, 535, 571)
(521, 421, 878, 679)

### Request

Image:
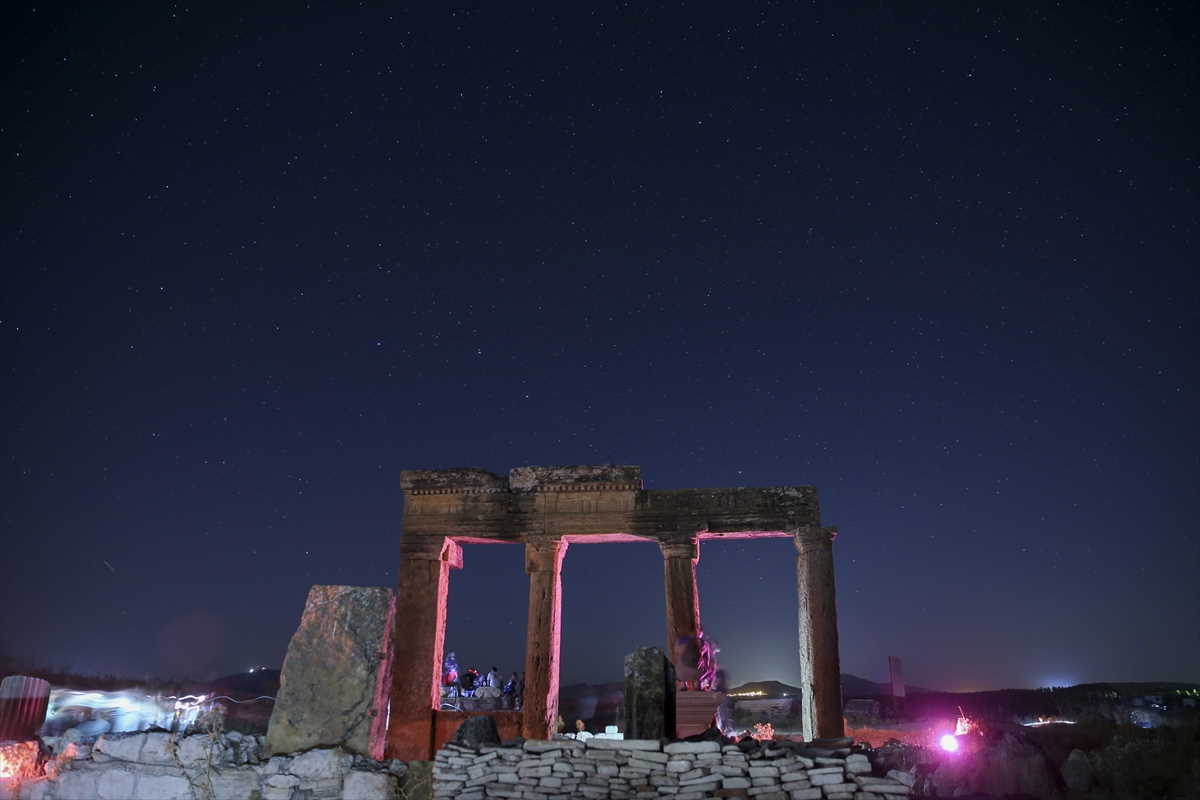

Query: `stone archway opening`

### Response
(442, 542, 526, 709)
(559, 539, 665, 732)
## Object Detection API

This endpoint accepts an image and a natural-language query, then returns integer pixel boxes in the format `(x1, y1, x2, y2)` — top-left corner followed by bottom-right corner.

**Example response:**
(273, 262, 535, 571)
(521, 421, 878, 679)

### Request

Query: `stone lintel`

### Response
(400, 467, 820, 541)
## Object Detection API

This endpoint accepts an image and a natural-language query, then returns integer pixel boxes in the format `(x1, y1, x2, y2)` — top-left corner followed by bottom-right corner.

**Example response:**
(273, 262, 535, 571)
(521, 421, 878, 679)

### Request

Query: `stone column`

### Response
(386, 536, 462, 760)
(522, 537, 568, 740)
(660, 537, 702, 672)
(795, 526, 843, 740)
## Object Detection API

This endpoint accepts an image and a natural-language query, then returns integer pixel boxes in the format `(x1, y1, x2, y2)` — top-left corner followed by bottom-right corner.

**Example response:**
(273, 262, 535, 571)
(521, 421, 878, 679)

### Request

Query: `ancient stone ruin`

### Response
(386, 464, 844, 760)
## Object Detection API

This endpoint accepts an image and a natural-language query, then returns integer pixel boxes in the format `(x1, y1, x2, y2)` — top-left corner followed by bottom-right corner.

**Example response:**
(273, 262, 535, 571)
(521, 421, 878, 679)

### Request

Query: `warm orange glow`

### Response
(0, 741, 40, 780)
(751, 722, 775, 741)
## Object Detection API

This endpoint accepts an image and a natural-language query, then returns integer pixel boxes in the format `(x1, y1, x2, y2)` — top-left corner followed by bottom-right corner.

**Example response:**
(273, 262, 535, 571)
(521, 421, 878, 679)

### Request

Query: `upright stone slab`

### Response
(267, 585, 395, 758)
(624, 646, 675, 739)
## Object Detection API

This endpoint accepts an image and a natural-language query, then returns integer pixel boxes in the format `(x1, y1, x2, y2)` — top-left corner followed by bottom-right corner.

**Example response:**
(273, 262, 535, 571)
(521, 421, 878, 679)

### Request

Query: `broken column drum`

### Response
(385, 464, 844, 759)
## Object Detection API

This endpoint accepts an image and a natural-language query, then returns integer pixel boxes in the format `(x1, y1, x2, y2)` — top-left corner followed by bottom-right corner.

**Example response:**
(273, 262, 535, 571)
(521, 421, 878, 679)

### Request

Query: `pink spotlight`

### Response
(939, 734, 959, 752)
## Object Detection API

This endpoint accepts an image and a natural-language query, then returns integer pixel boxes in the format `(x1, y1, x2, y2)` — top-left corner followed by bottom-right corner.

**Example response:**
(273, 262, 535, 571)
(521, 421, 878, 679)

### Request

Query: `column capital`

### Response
(659, 536, 700, 562)
(525, 537, 568, 574)
(400, 536, 463, 568)
(793, 526, 837, 552)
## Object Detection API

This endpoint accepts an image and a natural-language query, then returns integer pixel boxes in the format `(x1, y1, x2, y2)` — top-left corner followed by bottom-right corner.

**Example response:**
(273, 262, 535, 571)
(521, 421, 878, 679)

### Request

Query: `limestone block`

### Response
(810, 771, 844, 785)
(177, 735, 220, 769)
(19, 777, 53, 800)
(92, 734, 146, 763)
(844, 754, 871, 774)
(822, 783, 858, 794)
(142, 733, 177, 764)
(343, 770, 399, 800)
(263, 773, 300, 800)
(97, 769, 137, 799)
(585, 738, 661, 751)
(289, 748, 351, 781)
(266, 585, 395, 757)
(789, 790, 823, 800)
(209, 768, 261, 800)
(663, 741, 720, 755)
(133, 773, 192, 800)
(56, 768, 98, 799)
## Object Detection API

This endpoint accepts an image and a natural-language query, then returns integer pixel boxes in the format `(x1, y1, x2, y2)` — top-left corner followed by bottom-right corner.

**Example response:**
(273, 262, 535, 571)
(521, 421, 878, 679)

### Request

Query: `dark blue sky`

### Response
(3, 2, 1197, 691)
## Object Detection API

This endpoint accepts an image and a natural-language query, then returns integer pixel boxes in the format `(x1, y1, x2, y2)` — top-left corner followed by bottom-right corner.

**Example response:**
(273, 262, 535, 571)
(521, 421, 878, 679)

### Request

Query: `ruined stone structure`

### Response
(386, 465, 843, 761)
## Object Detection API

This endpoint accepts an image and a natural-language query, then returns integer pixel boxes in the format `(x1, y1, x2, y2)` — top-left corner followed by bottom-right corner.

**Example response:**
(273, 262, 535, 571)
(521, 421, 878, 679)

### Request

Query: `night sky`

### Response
(4, 3, 1197, 694)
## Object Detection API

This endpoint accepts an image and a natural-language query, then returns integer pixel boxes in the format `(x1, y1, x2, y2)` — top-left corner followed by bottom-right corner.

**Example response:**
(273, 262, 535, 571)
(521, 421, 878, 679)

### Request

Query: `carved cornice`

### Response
(406, 482, 641, 496)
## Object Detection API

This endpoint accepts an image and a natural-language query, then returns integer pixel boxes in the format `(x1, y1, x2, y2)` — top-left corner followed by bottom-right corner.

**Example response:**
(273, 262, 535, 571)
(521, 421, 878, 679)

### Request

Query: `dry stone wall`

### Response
(433, 736, 914, 800)
(0, 731, 411, 800)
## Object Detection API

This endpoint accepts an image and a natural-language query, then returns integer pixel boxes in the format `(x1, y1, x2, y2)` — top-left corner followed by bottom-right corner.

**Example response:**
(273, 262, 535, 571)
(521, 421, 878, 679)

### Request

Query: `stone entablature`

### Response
(400, 465, 820, 541)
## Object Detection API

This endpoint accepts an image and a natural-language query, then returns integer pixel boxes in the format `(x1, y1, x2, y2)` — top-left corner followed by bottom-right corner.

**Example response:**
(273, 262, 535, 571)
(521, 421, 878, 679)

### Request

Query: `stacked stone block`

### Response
(433, 736, 913, 800)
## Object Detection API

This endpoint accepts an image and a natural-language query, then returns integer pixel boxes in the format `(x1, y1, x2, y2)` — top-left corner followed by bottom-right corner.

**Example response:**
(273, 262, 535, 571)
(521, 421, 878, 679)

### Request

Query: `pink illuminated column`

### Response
(386, 536, 462, 760)
(795, 525, 844, 739)
(522, 537, 568, 740)
(660, 537, 702, 673)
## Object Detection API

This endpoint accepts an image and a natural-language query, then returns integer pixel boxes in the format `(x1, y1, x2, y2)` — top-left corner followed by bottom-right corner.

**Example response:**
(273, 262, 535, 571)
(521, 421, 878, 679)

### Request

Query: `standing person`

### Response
(460, 668, 477, 697)
(501, 672, 517, 709)
(515, 673, 525, 710)
(487, 666, 502, 689)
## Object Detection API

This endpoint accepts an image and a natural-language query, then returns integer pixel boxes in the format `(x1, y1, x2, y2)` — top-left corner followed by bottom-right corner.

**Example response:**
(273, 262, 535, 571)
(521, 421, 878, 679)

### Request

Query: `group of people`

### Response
(442, 652, 523, 708)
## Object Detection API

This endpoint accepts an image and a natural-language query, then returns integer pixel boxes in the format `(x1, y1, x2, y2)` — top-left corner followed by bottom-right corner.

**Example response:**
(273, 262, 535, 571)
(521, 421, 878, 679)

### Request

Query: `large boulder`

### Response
(623, 646, 675, 740)
(266, 585, 395, 757)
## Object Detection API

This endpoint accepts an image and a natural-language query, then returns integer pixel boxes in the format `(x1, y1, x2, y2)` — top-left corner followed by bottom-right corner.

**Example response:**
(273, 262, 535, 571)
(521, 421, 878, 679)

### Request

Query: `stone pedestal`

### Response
(267, 585, 395, 757)
(624, 646, 675, 740)
(522, 538, 567, 740)
(386, 537, 461, 760)
(660, 538, 702, 679)
(795, 526, 843, 739)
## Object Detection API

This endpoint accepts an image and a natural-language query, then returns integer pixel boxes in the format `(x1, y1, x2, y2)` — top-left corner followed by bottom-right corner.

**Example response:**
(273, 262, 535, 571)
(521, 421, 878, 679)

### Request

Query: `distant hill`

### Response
(727, 674, 936, 699)
(727, 680, 804, 697)
(207, 669, 280, 698)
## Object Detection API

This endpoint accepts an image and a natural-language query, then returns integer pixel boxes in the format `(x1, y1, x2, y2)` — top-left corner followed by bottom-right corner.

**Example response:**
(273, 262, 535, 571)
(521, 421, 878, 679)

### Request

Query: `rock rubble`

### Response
(0, 731, 408, 800)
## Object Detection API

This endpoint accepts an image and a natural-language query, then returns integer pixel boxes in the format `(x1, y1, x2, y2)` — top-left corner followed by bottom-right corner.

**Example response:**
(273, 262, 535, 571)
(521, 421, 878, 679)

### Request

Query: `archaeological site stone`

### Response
(385, 463, 843, 760)
(451, 714, 502, 749)
(624, 646, 676, 740)
(267, 584, 395, 758)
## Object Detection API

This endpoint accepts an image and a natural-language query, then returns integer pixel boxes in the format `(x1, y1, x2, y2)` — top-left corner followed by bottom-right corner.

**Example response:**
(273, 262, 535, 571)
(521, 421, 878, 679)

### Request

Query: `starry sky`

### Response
(3, 2, 1197, 693)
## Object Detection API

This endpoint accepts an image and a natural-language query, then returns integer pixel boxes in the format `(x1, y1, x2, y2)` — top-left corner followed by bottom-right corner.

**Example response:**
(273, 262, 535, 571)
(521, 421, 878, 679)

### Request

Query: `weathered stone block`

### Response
(267, 585, 395, 757)
(97, 769, 136, 800)
(210, 768, 261, 800)
(177, 735, 220, 769)
(289, 748, 351, 781)
(343, 770, 400, 799)
(133, 773, 192, 800)
(624, 646, 675, 740)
